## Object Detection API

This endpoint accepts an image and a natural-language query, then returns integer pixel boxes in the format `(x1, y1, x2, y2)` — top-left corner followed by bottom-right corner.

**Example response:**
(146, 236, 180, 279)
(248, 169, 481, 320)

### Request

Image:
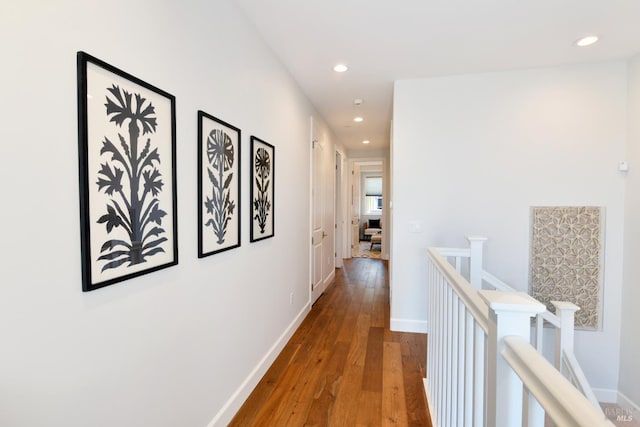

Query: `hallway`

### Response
(230, 258, 430, 426)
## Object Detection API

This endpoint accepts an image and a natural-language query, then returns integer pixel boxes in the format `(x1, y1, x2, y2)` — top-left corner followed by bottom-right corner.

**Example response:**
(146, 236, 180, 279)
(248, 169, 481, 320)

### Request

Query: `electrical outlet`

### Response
(289, 292, 294, 305)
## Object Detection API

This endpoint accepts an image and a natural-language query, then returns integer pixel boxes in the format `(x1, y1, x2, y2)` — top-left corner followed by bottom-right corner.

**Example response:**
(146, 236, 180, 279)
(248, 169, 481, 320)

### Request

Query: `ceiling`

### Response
(235, 0, 640, 153)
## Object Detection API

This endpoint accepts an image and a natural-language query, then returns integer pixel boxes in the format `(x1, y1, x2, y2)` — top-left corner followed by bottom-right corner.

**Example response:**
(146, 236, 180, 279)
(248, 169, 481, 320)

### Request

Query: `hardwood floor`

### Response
(229, 258, 431, 426)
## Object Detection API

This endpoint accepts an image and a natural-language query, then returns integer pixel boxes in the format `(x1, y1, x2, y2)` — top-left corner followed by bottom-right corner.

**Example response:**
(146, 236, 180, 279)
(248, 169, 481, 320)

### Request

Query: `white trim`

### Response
(390, 318, 428, 333)
(206, 302, 311, 427)
(594, 388, 619, 404)
(618, 390, 640, 412)
(323, 269, 336, 290)
(593, 388, 640, 412)
(594, 388, 640, 412)
(424, 378, 438, 427)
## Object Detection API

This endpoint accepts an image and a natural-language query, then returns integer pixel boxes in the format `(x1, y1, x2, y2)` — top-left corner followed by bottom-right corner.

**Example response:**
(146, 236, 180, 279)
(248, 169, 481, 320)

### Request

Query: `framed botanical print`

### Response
(77, 51, 178, 291)
(198, 111, 241, 257)
(250, 136, 275, 242)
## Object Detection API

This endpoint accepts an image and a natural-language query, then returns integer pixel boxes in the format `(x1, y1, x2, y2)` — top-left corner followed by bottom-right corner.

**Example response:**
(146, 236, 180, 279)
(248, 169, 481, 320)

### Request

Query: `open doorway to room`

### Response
(349, 159, 386, 259)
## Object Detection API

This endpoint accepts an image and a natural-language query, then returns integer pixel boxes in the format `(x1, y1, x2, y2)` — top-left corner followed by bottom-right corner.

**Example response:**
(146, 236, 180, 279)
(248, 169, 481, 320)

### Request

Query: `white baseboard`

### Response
(617, 390, 640, 412)
(324, 270, 336, 288)
(423, 378, 437, 427)
(207, 302, 311, 427)
(594, 388, 619, 403)
(390, 318, 428, 333)
(594, 388, 640, 412)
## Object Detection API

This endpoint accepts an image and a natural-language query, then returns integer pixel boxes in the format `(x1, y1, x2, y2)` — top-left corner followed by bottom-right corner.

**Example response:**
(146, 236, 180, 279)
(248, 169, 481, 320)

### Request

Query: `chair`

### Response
(364, 219, 381, 241)
(370, 233, 382, 250)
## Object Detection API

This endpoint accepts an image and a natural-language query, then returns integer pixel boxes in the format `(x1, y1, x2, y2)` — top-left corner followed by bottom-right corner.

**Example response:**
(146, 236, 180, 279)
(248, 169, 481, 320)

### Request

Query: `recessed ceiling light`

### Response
(362, 140, 370, 144)
(575, 35, 599, 47)
(333, 64, 348, 73)
(353, 117, 364, 123)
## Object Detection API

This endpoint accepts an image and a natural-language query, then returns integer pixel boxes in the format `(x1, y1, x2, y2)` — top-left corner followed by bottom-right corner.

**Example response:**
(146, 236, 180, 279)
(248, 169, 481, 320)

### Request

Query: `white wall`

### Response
(0, 1, 334, 425)
(392, 62, 627, 391)
(620, 53, 640, 408)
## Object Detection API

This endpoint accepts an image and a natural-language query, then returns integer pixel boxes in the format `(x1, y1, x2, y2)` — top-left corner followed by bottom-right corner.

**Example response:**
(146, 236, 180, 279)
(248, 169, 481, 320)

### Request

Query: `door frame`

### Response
(347, 157, 389, 260)
(309, 117, 323, 304)
(334, 149, 347, 268)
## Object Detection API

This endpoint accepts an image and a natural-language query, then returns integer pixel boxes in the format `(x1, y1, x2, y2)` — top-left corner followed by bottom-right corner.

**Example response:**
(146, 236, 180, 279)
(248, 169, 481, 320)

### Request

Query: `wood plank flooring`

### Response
(229, 258, 431, 426)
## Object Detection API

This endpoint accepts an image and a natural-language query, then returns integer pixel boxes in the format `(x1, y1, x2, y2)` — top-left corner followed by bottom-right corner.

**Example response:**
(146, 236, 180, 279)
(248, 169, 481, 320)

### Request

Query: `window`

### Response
(365, 176, 382, 214)
(366, 196, 383, 214)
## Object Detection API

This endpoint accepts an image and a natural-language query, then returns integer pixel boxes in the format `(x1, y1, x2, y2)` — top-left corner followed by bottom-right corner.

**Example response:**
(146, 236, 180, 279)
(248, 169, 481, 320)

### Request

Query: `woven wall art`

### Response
(529, 206, 604, 329)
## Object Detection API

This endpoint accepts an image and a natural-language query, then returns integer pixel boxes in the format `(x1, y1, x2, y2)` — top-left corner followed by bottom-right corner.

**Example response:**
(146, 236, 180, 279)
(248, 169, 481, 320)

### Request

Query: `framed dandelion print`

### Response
(77, 51, 178, 292)
(198, 111, 241, 257)
(250, 136, 275, 242)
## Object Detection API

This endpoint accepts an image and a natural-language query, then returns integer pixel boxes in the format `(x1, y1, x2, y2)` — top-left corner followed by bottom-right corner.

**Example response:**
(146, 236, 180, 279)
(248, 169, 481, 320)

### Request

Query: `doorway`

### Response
(348, 159, 387, 260)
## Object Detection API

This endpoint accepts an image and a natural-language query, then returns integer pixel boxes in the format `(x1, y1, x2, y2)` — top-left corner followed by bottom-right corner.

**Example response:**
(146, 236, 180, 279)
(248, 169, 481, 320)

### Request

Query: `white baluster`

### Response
(535, 314, 544, 354)
(457, 299, 465, 426)
(525, 389, 545, 427)
(529, 315, 546, 426)
(438, 273, 445, 422)
(451, 292, 459, 426)
(467, 236, 488, 289)
(446, 286, 453, 427)
(464, 311, 474, 427)
(473, 324, 484, 427)
(551, 301, 580, 372)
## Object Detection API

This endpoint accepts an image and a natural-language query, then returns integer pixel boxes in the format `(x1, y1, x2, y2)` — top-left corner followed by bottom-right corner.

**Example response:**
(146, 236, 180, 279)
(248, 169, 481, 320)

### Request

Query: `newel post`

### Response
(479, 290, 546, 427)
(551, 301, 580, 371)
(467, 236, 488, 289)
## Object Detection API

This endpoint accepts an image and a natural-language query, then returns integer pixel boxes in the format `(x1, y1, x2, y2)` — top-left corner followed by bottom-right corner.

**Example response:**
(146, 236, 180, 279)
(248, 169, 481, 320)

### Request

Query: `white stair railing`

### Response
(426, 237, 613, 426)
(474, 241, 603, 414)
(426, 246, 488, 426)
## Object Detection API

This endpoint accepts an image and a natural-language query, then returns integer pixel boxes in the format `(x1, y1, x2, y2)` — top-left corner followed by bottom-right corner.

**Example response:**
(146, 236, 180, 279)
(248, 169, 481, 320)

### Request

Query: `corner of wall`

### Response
(390, 318, 428, 334)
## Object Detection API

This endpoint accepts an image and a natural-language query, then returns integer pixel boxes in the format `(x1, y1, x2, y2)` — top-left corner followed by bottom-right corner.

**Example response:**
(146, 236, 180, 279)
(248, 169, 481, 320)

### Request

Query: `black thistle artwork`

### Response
(205, 130, 235, 242)
(78, 52, 178, 292)
(96, 85, 166, 269)
(198, 111, 241, 257)
(250, 136, 275, 242)
(253, 147, 271, 233)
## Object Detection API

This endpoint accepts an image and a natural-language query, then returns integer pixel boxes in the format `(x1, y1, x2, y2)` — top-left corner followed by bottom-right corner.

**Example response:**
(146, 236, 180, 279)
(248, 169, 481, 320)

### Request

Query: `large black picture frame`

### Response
(250, 136, 275, 242)
(198, 111, 241, 257)
(77, 51, 178, 292)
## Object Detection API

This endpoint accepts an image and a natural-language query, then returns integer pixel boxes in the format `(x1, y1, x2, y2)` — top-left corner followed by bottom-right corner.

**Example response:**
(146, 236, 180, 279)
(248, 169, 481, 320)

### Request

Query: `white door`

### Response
(351, 216, 360, 258)
(335, 151, 343, 267)
(311, 118, 325, 303)
(350, 163, 361, 258)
